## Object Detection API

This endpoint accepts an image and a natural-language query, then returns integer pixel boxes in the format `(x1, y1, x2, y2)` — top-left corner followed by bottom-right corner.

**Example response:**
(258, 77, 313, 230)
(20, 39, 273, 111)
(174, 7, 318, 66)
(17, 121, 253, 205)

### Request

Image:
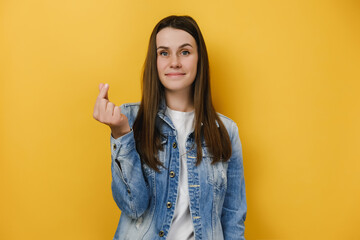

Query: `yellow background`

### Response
(1, 0, 359, 239)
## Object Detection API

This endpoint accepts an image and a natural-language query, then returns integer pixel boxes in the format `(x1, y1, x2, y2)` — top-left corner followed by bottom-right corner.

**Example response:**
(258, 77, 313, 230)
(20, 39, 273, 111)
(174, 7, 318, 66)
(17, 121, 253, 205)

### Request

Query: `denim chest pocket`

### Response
(203, 147, 228, 191)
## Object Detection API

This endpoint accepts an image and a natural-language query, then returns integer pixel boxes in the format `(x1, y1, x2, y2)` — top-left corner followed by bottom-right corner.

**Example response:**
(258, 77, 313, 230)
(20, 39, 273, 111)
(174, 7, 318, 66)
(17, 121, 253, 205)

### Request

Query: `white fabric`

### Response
(166, 106, 195, 240)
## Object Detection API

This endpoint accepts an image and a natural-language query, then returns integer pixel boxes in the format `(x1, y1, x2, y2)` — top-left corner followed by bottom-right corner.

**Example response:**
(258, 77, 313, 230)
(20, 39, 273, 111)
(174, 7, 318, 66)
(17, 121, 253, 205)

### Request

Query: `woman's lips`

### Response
(165, 73, 186, 76)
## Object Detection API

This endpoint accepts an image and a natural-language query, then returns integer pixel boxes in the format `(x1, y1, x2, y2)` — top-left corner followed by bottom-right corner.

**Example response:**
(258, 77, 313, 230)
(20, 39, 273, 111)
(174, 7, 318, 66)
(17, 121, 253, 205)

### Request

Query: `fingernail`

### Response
(105, 83, 109, 88)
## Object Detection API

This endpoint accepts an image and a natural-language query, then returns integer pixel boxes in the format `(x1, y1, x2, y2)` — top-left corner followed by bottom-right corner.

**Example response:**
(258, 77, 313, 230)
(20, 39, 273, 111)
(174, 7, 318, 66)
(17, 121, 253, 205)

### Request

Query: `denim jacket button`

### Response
(159, 230, 164, 237)
(167, 202, 172, 208)
(112, 143, 117, 150)
(172, 142, 177, 149)
(169, 171, 175, 178)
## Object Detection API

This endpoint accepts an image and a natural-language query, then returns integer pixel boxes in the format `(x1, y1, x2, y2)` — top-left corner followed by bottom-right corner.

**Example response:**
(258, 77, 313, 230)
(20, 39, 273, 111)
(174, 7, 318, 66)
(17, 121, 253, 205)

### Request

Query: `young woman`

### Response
(93, 15, 247, 240)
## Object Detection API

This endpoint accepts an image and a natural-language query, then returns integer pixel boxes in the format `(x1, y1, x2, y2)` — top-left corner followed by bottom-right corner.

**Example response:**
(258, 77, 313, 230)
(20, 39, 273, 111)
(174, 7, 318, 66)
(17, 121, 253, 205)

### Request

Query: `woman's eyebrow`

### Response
(157, 43, 193, 50)
(179, 43, 193, 48)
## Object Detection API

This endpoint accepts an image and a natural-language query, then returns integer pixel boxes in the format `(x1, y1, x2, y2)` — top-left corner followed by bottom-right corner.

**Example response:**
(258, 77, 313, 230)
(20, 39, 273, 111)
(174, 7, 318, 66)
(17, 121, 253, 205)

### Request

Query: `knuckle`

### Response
(103, 115, 110, 124)
(98, 115, 106, 123)
(108, 102, 115, 108)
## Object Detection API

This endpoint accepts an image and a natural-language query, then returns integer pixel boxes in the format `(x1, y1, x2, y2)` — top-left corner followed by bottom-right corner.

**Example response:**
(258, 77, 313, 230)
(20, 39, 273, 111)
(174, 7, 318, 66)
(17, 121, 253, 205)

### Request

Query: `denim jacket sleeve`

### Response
(221, 121, 247, 239)
(110, 106, 150, 219)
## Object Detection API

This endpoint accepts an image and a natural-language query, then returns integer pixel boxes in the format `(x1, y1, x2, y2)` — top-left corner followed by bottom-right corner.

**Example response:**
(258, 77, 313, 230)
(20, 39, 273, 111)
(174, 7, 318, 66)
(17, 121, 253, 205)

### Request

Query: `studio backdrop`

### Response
(1, 0, 359, 239)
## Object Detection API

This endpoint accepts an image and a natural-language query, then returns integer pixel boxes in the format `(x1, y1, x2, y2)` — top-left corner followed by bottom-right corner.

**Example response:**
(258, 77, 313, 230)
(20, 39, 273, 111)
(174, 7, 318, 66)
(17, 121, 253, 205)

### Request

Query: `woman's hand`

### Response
(93, 83, 131, 139)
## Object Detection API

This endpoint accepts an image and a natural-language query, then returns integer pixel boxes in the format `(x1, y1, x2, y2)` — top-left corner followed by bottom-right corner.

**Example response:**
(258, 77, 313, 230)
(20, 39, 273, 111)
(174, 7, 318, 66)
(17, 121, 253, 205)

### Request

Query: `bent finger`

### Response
(113, 105, 121, 119)
(106, 102, 115, 116)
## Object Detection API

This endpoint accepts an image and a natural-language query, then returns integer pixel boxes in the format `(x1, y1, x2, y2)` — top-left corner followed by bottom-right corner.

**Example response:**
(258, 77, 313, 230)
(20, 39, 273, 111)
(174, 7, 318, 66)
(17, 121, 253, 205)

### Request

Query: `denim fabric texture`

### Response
(110, 101, 247, 240)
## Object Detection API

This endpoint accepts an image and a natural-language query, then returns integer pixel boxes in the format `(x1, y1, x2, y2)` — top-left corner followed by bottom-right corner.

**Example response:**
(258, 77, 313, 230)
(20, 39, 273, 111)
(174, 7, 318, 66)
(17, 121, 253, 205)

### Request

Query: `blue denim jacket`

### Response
(110, 102, 246, 240)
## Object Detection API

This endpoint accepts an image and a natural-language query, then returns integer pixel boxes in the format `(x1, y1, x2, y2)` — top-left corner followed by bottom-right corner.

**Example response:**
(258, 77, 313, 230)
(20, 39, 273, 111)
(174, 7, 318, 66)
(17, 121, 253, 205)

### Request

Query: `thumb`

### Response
(98, 83, 109, 100)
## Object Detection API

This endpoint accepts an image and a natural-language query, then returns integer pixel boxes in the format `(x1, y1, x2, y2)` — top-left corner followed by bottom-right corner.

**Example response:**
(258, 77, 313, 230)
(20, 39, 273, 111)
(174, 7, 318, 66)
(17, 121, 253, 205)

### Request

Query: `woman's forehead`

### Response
(156, 27, 196, 48)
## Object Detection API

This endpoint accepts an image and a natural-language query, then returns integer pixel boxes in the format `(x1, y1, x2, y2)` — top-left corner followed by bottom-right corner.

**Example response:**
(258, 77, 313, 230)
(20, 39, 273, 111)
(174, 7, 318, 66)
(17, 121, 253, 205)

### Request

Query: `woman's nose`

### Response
(170, 55, 181, 68)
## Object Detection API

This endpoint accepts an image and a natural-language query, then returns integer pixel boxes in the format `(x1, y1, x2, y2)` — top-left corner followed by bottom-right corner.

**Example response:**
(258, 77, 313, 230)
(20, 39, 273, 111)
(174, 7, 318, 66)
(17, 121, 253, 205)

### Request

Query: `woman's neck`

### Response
(165, 90, 194, 112)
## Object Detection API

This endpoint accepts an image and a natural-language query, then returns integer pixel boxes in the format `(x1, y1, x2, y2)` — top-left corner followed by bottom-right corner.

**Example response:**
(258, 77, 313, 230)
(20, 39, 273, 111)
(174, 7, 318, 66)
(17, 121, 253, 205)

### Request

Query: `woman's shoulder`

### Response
(120, 102, 141, 126)
(217, 112, 236, 127)
(120, 102, 140, 110)
(216, 112, 239, 137)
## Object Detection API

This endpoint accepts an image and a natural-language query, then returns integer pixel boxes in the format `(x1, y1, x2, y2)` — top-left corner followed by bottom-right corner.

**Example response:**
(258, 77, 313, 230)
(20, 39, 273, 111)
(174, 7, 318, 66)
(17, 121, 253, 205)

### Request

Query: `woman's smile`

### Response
(165, 72, 186, 77)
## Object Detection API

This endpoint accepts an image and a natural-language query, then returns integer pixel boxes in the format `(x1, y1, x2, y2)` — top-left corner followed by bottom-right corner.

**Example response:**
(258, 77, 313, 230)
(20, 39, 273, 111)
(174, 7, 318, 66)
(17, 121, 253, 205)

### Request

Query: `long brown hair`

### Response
(133, 15, 232, 172)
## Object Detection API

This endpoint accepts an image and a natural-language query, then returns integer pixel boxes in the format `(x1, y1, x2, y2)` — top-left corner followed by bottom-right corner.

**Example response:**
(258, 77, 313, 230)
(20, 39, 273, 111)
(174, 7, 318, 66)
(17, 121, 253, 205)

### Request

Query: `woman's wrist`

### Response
(110, 126, 131, 139)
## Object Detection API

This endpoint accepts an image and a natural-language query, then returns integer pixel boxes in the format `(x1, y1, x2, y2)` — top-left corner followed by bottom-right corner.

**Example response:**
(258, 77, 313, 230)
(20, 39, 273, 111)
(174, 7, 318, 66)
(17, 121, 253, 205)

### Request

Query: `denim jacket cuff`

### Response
(110, 129, 136, 159)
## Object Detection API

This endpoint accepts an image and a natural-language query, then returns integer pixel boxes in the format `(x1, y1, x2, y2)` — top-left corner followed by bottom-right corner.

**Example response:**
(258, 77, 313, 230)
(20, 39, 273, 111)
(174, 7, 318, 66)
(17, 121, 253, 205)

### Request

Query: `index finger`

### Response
(98, 83, 109, 100)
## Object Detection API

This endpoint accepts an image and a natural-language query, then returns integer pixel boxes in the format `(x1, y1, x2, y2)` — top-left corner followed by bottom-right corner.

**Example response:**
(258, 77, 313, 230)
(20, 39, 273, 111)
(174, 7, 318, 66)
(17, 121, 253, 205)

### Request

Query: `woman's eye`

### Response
(181, 50, 190, 56)
(159, 51, 168, 56)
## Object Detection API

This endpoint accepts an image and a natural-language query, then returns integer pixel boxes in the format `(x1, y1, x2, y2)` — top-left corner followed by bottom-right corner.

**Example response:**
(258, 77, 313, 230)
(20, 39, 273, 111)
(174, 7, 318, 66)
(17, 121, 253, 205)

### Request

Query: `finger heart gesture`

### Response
(93, 83, 130, 138)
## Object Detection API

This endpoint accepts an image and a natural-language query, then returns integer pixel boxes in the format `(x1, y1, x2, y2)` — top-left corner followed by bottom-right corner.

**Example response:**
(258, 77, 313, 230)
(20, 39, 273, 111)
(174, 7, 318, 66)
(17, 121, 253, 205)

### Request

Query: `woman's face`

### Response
(156, 27, 198, 95)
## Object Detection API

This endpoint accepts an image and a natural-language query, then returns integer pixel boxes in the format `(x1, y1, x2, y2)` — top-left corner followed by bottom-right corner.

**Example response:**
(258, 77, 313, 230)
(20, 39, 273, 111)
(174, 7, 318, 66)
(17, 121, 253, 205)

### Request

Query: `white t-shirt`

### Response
(166, 106, 195, 240)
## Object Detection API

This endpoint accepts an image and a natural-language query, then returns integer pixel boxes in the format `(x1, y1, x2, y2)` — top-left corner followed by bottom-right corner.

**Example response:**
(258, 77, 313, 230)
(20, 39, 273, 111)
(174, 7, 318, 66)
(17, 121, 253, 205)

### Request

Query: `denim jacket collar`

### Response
(157, 98, 176, 131)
